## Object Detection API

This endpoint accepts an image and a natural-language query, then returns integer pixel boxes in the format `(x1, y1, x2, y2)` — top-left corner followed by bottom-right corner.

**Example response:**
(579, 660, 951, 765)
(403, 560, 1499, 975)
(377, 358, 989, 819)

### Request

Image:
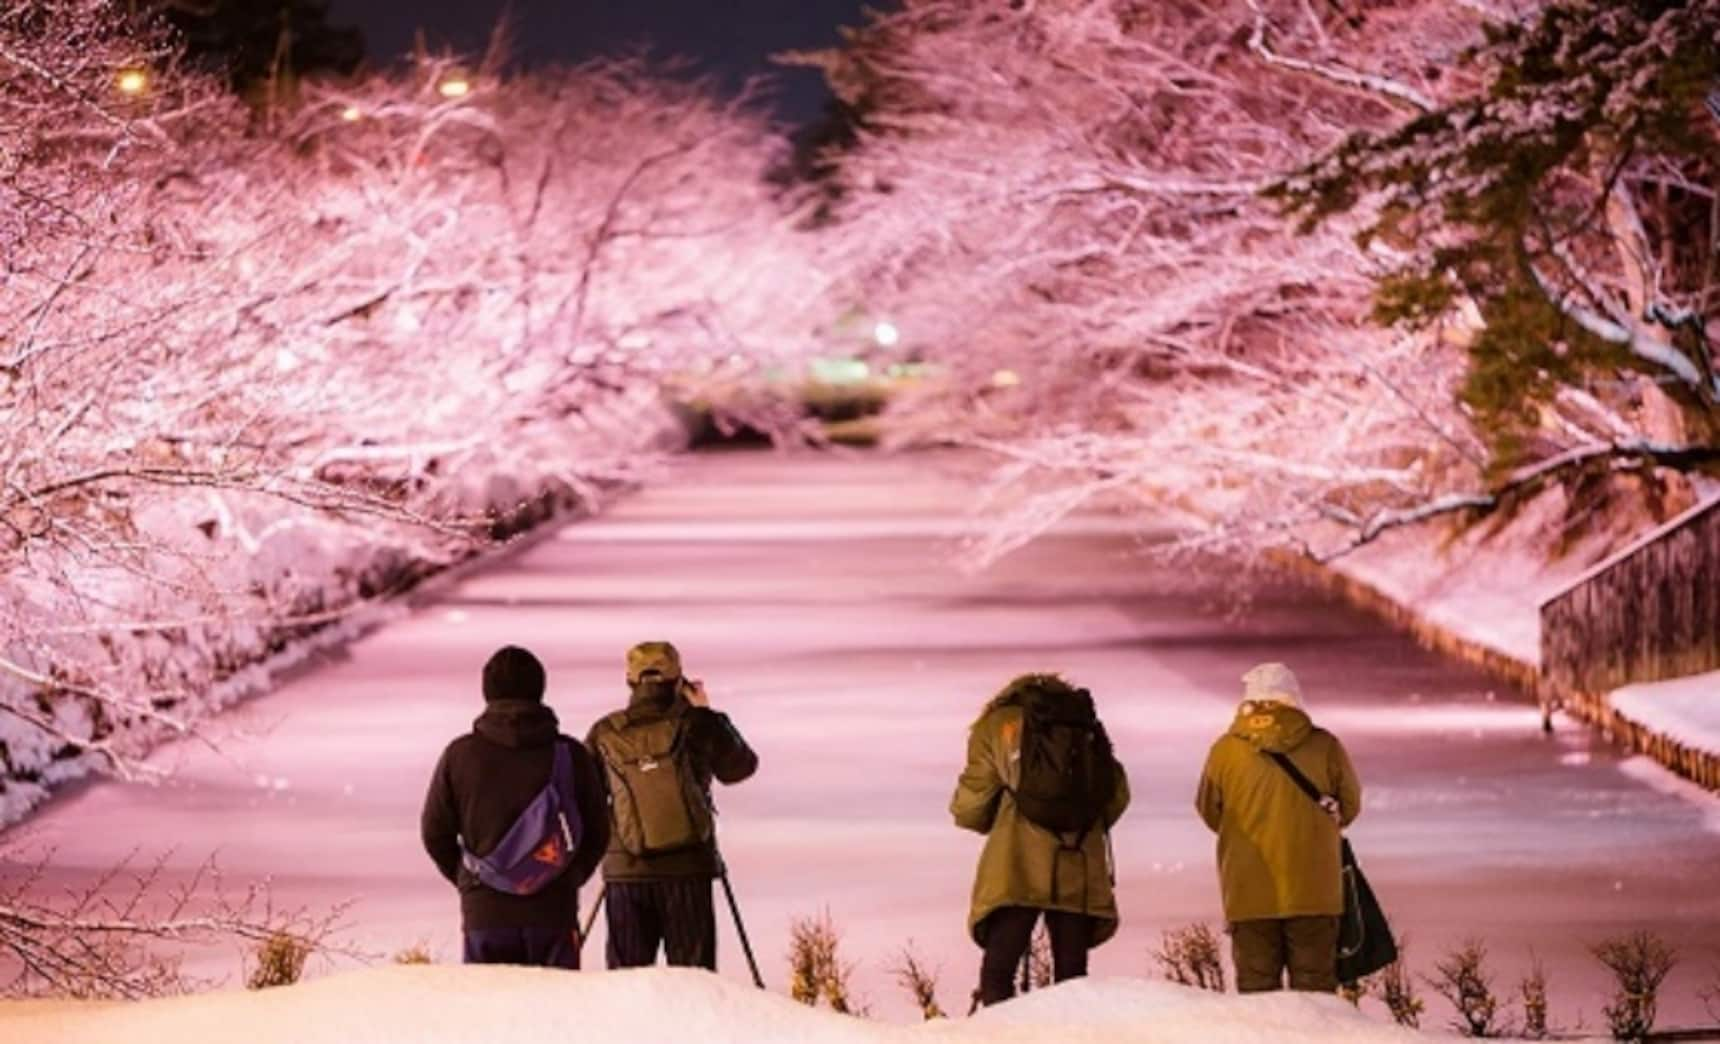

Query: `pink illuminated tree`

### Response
(809, 0, 1712, 563)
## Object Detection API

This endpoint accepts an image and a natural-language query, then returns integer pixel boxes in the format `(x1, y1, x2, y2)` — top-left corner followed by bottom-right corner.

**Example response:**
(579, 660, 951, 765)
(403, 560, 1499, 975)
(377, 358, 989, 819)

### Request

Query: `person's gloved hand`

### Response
(683, 678, 709, 708)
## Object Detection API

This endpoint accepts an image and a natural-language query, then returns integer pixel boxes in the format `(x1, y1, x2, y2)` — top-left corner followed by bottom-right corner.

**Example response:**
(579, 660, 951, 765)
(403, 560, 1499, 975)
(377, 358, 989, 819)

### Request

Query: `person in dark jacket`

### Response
(586, 641, 757, 971)
(421, 645, 610, 968)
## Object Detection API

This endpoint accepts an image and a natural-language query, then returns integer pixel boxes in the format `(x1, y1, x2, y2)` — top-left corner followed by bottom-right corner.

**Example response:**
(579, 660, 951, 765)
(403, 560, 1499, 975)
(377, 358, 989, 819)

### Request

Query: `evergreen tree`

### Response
(1273, 0, 1720, 473)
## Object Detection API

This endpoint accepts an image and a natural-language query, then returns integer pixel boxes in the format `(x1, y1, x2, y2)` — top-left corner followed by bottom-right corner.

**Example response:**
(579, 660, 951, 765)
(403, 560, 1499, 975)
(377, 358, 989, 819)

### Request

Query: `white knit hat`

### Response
(1242, 662, 1304, 709)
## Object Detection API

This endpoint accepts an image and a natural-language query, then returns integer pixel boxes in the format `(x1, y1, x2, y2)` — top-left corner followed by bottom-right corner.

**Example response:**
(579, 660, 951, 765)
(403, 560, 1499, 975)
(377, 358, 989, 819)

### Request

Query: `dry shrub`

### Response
(888, 943, 945, 1020)
(1375, 939, 1424, 1029)
(246, 932, 311, 990)
(1593, 931, 1676, 1042)
(1154, 922, 1226, 993)
(1, 850, 343, 1000)
(787, 911, 867, 1016)
(1427, 939, 1503, 1037)
(1518, 956, 1550, 1040)
(392, 943, 434, 965)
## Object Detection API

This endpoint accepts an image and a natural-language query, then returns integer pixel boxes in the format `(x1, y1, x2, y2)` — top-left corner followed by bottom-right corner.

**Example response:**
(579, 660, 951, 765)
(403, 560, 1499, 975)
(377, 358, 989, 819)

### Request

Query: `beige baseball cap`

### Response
(626, 641, 683, 683)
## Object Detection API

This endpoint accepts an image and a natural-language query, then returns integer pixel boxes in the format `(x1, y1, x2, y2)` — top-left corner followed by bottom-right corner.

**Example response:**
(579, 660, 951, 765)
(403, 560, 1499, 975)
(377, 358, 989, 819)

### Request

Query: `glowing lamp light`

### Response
(115, 68, 150, 96)
(872, 320, 901, 348)
(340, 105, 363, 122)
(991, 368, 1022, 389)
(437, 75, 473, 100)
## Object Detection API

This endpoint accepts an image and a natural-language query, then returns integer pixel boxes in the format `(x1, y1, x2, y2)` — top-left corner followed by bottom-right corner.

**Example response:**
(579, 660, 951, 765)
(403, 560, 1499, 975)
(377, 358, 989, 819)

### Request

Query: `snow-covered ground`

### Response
(1331, 486, 1611, 667)
(1612, 671, 1720, 762)
(0, 964, 1440, 1044)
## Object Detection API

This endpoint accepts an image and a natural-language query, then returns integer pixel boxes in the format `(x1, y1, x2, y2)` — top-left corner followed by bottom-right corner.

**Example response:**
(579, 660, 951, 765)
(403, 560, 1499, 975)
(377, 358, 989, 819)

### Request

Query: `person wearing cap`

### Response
(420, 645, 610, 967)
(586, 641, 758, 970)
(1194, 662, 1362, 993)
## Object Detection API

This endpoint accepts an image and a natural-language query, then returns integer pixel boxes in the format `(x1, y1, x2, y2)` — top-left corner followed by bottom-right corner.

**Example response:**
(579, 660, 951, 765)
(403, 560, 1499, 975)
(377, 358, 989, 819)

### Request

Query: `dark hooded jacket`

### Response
(586, 678, 758, 881)
(1194, 701, 1361, 922)
(421, 700, 610, 930)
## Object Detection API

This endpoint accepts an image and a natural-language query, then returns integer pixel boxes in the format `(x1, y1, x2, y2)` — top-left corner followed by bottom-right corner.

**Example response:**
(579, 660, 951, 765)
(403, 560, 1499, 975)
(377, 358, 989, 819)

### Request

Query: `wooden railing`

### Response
(1540, 497, 1719, 694)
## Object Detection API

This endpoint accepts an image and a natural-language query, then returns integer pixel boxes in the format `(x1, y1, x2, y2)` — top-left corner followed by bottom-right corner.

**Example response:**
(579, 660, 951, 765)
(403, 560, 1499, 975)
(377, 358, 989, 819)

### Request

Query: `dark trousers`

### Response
(462, 924, 579, 969)
(978, 906, 1095, 1006)
(1231, 916, 1339, 993)
(605, 878, 717, 971)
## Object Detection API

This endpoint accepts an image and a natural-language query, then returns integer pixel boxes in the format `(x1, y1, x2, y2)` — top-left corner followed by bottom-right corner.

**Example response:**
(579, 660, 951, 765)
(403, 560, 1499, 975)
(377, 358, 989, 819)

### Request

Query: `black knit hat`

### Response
(482, 646, 546, 703)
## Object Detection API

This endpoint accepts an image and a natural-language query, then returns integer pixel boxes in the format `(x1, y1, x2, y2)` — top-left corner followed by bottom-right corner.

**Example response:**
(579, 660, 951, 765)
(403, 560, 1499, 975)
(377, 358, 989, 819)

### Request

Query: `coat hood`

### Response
(473, 699, 560, 749)
(627, 677, 684, 716)
(1228, 700, 1314, 753)
(975, 672, 1081, 725)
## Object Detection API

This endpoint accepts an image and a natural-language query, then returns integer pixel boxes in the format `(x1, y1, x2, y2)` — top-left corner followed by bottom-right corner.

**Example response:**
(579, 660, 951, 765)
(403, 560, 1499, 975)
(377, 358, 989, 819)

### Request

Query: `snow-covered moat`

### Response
(7, 452, 1719, 1024)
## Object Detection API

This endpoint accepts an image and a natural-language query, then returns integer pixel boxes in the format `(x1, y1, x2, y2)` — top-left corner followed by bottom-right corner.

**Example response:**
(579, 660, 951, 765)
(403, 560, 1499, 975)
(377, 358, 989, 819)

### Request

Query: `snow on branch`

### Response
(1244, 0, 1436, 113)
(0, 851, 353, 999)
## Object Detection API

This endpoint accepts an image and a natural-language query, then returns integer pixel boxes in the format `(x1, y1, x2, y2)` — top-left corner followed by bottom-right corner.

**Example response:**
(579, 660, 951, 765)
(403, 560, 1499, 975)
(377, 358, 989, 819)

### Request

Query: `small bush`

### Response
(392, 943, 434, 965)
(246, 932, 311, 991)
(1427, 939, 1502, 1037)
(1593, 931, 1676, 1041)
(1518, 956, 1550, 1040)
(1375, 941, 1425, 1029)
(787, 911, 868, 1016)
(1154, 922, 1226, 993)
(889, 943, 945, 1020)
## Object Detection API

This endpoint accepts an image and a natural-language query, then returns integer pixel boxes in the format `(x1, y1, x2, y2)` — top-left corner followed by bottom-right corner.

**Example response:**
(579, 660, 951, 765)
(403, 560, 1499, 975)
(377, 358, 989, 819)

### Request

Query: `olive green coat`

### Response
(950, 696, 1131, 947)
(1194, 702, 1361, 922)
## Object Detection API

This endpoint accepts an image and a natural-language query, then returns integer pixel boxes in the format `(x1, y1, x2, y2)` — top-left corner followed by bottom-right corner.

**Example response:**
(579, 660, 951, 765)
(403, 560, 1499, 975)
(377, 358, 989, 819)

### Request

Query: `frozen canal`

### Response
(8, 451, 1720, 1024)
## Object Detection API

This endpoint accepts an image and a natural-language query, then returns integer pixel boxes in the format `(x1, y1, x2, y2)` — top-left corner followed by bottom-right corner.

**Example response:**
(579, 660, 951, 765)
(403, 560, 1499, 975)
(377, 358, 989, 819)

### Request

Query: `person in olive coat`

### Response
(950, 673, 1130, 1006)
(1195, 662, 1361, 993)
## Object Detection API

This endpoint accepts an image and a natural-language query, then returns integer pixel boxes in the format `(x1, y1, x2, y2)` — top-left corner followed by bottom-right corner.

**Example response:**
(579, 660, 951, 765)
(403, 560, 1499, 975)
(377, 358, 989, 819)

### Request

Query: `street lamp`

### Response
(873, 320, 900, 348)
(115, 68, 149, 96)
(340, 104, 363, 122)
(437, 74, 472, 100)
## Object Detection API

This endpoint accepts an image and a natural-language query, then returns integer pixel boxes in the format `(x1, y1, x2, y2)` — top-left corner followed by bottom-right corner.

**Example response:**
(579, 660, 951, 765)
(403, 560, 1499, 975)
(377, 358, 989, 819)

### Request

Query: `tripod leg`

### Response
(719, 872, 765, 989)
(577, 884, 608, 960)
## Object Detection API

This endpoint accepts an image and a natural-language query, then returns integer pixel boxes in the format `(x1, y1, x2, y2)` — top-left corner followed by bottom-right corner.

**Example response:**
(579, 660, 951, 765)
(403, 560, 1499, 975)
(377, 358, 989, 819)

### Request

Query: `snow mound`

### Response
(1, 965, 1434, 1044)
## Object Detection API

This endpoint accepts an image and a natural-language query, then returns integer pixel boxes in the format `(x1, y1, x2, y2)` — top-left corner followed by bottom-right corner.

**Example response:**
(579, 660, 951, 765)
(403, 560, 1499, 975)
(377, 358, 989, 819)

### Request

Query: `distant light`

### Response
(617, 331, 653, 351)
(991, 369, 1022, 388)
(873, 321, 900, 348)
(116, 68, 149, 96)
(437, 76, 472, 100)
(340, 105, 363, 122)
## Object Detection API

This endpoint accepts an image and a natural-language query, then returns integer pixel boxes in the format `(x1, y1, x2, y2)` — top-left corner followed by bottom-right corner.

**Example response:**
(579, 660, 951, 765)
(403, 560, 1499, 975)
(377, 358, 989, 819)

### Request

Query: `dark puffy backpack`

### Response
(1013, 685, 1117, 835)
(460, 741, 584, 896)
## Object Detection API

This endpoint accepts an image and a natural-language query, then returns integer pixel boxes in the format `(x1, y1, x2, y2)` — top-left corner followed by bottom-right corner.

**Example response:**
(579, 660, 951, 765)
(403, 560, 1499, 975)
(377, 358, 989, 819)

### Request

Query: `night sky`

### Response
(325, 0, 875, 125)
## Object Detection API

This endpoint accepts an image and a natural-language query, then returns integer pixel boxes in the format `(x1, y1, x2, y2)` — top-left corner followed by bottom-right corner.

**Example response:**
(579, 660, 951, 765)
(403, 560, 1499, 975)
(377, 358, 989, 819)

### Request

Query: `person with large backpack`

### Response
(950, 673, 1130, 1006)
(586, 641, 758, 971)
(420, 646, 610, 967)
(1194, 662, 1363, 993)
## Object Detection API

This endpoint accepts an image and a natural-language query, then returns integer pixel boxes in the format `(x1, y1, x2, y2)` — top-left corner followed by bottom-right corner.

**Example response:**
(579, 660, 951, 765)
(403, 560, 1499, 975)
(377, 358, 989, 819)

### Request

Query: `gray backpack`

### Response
(593, 702, 714, 856)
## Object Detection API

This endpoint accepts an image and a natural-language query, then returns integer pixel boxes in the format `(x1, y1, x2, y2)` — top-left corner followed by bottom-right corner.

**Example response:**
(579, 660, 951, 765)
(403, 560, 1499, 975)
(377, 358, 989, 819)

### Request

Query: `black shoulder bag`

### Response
(1265, 751, 1398, 984)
